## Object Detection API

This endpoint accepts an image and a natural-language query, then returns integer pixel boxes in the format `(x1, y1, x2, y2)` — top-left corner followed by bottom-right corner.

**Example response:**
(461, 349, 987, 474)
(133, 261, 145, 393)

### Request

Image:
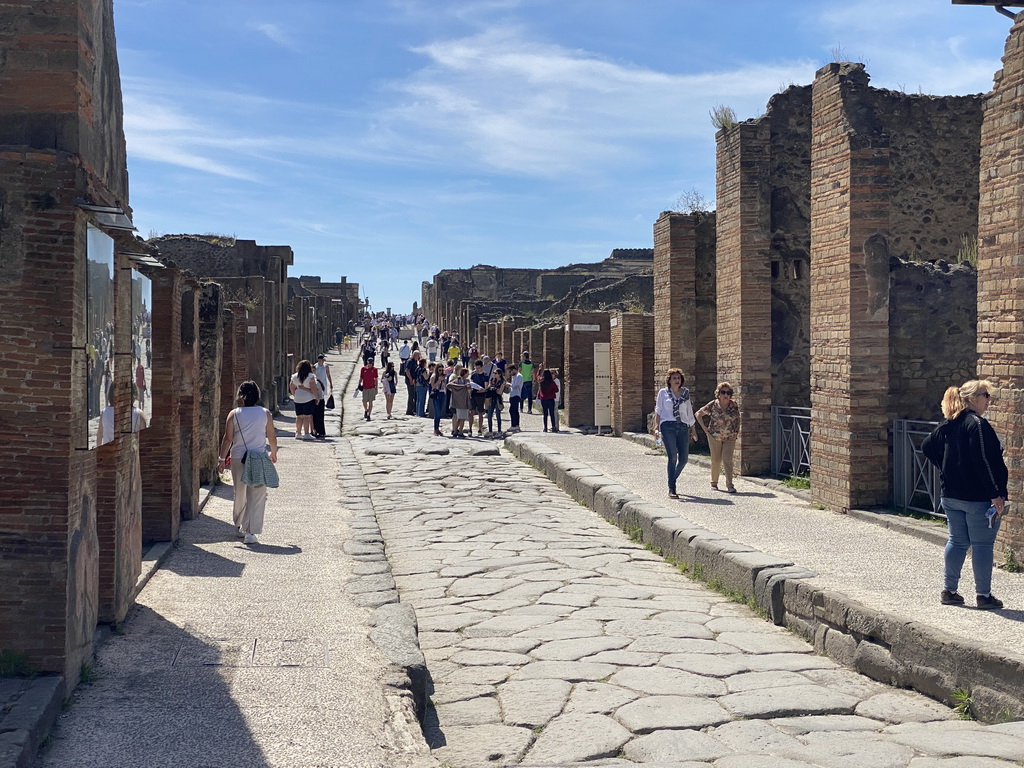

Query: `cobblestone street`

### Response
(344, 379, 1024, 767)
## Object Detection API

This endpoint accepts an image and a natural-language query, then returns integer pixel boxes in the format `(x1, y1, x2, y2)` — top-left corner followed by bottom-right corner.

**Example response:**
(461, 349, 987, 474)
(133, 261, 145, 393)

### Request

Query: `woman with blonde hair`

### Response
(922, 380, 1008, 610)
(653, 368, 697, 499)
(696, 382, 741, 493)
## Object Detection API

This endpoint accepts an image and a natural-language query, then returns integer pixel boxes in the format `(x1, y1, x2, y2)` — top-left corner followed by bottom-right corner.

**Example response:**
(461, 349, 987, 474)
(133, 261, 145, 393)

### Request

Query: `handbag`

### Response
(326, 394, 335, 410)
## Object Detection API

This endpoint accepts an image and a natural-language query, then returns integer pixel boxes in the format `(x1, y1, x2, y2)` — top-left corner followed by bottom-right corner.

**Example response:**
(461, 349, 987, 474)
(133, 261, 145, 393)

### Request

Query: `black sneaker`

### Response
(977, 594, 1004, 610)
(940, 590, 965, 606)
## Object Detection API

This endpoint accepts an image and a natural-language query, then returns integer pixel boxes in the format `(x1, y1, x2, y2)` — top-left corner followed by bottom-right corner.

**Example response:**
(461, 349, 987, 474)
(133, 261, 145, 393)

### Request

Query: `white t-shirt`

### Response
(230, 406, 270, 460)
(292, 373, 317, 404)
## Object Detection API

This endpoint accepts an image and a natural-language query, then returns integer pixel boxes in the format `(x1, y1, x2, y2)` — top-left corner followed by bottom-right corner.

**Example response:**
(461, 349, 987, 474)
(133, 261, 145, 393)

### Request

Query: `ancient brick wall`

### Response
(529, 327, 547, 367)
(977, 12, 1024, 561)
(654, 213, 696, 391)
(563, 311, 611, 427)
(716, 121, 773, 475)
(694, 214, 718, 409)
(889, 260, 977, 422)
(179, 282, 201, 519)
(809, 63, 892, 511)
(610, 313, 655, 434)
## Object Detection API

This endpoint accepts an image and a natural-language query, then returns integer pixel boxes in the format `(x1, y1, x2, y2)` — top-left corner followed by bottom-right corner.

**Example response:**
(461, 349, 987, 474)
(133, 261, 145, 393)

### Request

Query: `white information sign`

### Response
(610, 317, 618, 328)
(593, 342, 611, 428)
(247, 325, 258, 334)
(573, 323, 601, 332)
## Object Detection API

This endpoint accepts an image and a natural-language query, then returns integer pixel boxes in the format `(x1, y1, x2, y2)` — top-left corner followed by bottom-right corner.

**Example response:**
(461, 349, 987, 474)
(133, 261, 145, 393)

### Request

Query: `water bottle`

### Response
(987, 505, 998, 528)
(655, 435, 662, 448)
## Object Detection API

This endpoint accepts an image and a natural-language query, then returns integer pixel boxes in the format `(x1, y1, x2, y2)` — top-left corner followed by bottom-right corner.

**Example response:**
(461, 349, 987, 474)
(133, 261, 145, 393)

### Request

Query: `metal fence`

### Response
(770, 406, 811, 478)
(892, 418, 943, 517)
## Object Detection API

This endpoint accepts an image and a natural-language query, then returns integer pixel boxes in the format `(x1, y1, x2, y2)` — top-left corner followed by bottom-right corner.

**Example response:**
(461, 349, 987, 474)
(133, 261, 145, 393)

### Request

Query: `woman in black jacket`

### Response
(922, 380, 1007, 610)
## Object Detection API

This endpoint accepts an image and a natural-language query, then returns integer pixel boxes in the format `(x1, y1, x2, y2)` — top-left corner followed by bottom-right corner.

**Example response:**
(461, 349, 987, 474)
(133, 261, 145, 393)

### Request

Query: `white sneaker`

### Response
(244, 533, 257, 544)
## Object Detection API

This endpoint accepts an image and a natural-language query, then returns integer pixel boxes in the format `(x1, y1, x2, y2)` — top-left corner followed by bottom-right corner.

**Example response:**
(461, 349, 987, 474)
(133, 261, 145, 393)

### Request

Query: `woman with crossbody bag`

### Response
(217, 381, 278, 544)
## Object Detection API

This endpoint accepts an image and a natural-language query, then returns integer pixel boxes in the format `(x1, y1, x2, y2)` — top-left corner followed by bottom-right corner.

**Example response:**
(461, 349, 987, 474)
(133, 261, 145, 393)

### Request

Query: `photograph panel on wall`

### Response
(87, 225, 116, 448)
(131, 269, 153, 430)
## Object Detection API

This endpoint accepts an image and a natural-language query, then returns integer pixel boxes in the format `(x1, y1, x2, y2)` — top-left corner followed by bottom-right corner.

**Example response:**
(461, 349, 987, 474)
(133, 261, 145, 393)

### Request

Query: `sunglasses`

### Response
(719, 390, 733, 396)
(979, 392, 991, 399)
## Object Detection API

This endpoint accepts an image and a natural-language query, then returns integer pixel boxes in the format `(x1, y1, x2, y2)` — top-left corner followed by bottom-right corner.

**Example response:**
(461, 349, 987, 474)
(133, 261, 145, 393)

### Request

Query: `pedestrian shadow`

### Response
(38, 605, 272, 767)
(239, 542, 302, 556)
(989, 608, 1024, 623)
(680, 495, 734, 505)
(419, 669, 446, 749)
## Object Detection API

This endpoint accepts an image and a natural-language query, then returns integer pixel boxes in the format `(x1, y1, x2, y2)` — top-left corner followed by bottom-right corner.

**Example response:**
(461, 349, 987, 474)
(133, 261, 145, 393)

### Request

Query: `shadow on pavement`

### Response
(239, 542, 302, 556)
(37, 605, 272, 768)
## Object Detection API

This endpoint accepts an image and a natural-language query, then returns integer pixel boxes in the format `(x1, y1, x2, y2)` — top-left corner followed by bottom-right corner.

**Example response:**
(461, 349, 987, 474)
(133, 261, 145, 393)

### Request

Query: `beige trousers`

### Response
(230, 461, 267, 534)
(708, 435, 736, 488)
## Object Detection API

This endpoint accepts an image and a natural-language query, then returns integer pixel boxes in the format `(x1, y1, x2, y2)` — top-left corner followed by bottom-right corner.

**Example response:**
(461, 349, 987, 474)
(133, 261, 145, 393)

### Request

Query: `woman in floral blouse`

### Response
(696, 382, 741, 493)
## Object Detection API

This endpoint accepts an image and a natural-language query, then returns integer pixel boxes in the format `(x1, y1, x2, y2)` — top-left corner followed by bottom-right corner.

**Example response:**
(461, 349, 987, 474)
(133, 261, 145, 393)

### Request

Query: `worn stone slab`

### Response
(907, 757, 1022, 768)
(623, 729, 732, 763)
(710, 719, 805, 753)
(511, 661, 618, 682)
(771, 714, 886, 734)
(459, 637, 541, 654)
(609, 666, 728, 697)
(523, 714, 631, 765)
(884, 721, 1024, 761)
(716, 631, 814, 655)
(854, 690, 956, 724)
(716, 756, 819, 768)
(604, 618, 712, 638)
(531, 637, 631, 661)
(365, 446, 404, 455)
(659, 653, 751, 678)
(497, 679, 573, 728)
(434, 696, 502, 726)
(516, 619, 605, 640)
(563, 682, 640, 715)
(442, 665, 515, 686)
(780, 735, 916, 768)
(429, 684, 494, 704)
(430, 724, 534, 765)
(462, 615, 551, 637)
(585, 650, 660, 666)
(720, 685, 859, 719)
(725, 670, 814, 693)
(614, 694, 733, 733)
(627, 636, 735, 655)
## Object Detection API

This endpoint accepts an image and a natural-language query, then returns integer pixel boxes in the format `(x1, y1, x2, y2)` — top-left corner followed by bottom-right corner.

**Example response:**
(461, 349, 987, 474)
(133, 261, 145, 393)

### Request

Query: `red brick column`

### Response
(179, 280, 201, 519)
(716, 122, 772, 474)
(810, 63, 891, 510)
(563, 311, 611, 427)
(978, 14, 1024, 558)
(487, 322, 499, 359)
(610, 313, 655, 434)
(141, 269, 183, 543)
(654, 212, 697, 387)
(528, 328, 545, 367)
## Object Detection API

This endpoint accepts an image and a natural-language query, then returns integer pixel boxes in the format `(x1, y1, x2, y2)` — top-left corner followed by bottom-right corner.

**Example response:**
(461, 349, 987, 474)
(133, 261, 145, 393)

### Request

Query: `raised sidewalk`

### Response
(504, 415, 1024, 723)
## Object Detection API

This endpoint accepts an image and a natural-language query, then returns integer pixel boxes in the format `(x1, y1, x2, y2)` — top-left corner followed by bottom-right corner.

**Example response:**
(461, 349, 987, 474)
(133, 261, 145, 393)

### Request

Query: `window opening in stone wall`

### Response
(87, 225, 115, 449)
(131, 270, 153, 430)
(771, 260, 780, 279)
(791, 260, 803, 280)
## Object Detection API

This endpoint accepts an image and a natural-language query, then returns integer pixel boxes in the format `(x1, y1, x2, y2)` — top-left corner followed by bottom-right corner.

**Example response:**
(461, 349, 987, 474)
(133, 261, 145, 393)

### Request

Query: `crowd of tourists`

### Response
(354, 324, 562, 438)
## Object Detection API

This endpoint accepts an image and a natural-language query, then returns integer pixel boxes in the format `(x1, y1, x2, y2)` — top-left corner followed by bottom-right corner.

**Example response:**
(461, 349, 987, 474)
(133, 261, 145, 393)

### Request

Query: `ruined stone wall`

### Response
(198, 284, 224, 485)
(536, 273, 593, 299)
(889, 260, 977, 422)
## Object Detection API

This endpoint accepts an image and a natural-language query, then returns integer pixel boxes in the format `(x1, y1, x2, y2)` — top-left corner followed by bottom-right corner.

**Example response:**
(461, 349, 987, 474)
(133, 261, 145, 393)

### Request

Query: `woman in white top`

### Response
(289, 359, 320, 439)
(653, 367, 697, 499)
(217, 381, 278, 544)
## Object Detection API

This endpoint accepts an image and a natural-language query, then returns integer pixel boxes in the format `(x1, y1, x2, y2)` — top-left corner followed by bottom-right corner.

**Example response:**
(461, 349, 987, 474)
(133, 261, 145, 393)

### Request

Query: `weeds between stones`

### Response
(0, 650, 35, 678)
(952, 688, 974, 720)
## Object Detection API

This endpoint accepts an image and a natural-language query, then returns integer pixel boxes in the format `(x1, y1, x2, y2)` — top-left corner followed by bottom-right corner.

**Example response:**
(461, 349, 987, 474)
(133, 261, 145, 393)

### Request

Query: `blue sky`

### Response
(117, 0, 1012, 313)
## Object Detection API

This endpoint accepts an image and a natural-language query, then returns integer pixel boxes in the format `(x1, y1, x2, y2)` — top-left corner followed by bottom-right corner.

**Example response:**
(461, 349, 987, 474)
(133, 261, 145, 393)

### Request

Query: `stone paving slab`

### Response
(343, 386, 1024, 766)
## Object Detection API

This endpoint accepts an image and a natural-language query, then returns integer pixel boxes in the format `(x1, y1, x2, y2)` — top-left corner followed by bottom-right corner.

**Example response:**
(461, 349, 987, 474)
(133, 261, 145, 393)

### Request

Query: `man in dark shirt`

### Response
(405, 351, 420, 416)
(470, 360, 488, 438)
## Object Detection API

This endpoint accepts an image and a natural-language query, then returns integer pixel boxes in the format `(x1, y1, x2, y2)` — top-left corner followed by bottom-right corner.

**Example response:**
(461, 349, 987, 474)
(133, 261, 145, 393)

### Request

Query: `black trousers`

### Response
(406, 381, 416, 415)
(312, 399, 327, 436)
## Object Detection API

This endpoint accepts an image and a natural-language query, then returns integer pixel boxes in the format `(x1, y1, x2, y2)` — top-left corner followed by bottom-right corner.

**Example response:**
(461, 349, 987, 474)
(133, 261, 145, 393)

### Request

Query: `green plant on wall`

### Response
(0, 650, 35, 678)
(710, 105, 738, 131)
(957, 233, 978, 268)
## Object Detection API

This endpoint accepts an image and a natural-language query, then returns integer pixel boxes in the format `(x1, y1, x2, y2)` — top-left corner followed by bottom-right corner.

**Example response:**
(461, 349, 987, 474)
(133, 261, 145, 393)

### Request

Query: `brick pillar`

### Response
(654, 212, 697, 388)
(476, 320, 487, 351)
(488, 322, 500, 358)
(529, 328, 546, 367)
(564, 311, 611, 427)
(513, 329, 526, 363)
(499, 316, 523, 361)
(179, 281, 201, 519)
(197, 284, 223, 485)
(141, 269, 183, 543)
(809, 63, 891, 510)
(611, 313, 655, 434)
(716, 121, 772, 475)
(978, 15, 1024, 559)
(543, 325, 565, 376)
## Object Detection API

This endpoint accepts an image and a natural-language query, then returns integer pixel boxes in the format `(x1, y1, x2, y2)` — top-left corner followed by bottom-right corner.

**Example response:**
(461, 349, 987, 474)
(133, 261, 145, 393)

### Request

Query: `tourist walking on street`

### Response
(415, 357, 430, 417)
(653, 368, 697, 499)
(429, 363, 447, 436)
(359, 359, 379, 421)
(382, 361, 398, 419)
(446, 367, 472, 438)
(520, 352, 535, 413)
(312, 354, 333, 439)
(696, 382, 740, 493)
(289, 359, 320, 439)
(485, 367, 509, 437)
(507, 365, 523, 433)
(922, 380, 1008, 610)
(217, 381, 278, 544)
(538, 368, 559, 433)
(470, 360, 489, 437)
(405, 350, 420, 416)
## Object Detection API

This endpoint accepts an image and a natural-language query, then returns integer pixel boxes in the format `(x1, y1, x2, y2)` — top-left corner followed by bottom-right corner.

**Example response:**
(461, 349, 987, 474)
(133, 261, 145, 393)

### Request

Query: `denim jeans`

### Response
(522, 381, 534, 412)
(431, 391, 446, 431)
(942, 497, 1001, 596)
(416, 384, 429, 417)
(661, 421, 690, 493)
(486, 401, 503, 433)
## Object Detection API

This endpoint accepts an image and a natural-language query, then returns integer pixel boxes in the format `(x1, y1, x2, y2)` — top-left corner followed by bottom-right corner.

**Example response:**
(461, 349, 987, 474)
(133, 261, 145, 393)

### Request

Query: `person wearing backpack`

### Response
(921, 380, 1008, 610)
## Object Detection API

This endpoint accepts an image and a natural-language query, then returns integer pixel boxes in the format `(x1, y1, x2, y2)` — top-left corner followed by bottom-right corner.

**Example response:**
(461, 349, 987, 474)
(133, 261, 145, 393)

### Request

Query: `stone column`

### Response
(716, 121, 772, 475)
(564, 311, 611, 427)
(809, 63, 891, 510)
(978, 14, 1024, 558)
(610, 312, 655, 434)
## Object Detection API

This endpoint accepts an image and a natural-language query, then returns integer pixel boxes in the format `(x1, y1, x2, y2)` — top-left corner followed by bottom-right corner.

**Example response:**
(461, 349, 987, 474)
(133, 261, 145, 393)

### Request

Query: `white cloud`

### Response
(250, 21, 298, 51)
(376, 27, 814, 178)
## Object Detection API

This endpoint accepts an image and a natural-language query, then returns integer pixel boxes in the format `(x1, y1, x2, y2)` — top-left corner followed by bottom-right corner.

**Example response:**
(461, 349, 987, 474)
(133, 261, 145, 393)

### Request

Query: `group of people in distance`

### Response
(356, 337, 561, 437)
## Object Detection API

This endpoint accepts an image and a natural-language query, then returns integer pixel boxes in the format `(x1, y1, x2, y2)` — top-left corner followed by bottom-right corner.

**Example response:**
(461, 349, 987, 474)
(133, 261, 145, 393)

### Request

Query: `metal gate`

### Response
(892, 419, 943, 517)
(770, 406, 811, 478)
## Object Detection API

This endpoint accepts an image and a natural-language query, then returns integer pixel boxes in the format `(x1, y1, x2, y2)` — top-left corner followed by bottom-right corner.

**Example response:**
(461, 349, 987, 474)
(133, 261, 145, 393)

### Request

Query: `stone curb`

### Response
(621, 431, 949, 547)
(0, 676, 63, 768)
(506, 433, 1024, 723)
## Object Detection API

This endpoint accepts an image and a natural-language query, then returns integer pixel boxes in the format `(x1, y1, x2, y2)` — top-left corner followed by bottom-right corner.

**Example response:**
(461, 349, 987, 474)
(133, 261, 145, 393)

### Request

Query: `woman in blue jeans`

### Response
(415, 359, 430, 417)
(922, 380, 1008, 610)
(653, 368, 697, 499)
